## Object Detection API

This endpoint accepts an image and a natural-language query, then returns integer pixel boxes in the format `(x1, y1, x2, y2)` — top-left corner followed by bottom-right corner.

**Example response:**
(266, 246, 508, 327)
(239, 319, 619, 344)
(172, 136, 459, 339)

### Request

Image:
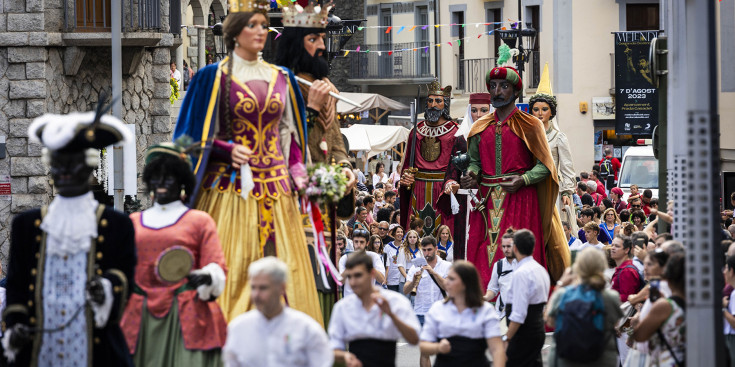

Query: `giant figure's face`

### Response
(50, 150, 94, 197)
(301, 32, 330, 79)
(488, 79, 517, 108)
(470, 104, 491, 122)
(425, 94, 450, 125)
(148, 171, 182, 205)
(234, 13, 269, 56)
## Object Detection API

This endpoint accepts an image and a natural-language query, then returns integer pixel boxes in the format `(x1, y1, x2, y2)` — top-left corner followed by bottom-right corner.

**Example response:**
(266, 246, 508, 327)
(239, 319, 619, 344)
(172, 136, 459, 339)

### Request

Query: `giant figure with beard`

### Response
(274, 3, 356, 324)
(462, 65, 569, 292)
(399, 81, 467, 255)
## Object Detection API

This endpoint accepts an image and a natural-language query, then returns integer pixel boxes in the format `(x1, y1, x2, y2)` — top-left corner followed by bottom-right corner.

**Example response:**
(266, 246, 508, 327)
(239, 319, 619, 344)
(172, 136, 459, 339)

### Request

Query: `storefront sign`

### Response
(613, 31, 659, 136)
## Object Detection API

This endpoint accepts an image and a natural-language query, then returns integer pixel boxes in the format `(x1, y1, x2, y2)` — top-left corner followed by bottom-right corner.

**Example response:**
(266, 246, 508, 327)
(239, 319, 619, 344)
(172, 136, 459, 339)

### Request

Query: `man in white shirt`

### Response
(403, 236, 451, 367)
(223, 257, 333, 367)
(484, 231, 517, 318)
(339, 229, 386, 297)
(329, 252, 420, 367)
(504, 229, 550, 367)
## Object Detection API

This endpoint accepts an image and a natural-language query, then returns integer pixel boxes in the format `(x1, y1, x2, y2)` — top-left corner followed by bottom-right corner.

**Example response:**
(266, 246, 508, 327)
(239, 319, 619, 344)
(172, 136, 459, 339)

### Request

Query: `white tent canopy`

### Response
(341, 124, 410, 159)
(337, 93, 409, 114)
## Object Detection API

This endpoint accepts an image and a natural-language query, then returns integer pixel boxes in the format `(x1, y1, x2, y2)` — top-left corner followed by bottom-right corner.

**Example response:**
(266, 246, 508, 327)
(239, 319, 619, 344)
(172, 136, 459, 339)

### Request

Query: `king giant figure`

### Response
(399, 81, 467, 253)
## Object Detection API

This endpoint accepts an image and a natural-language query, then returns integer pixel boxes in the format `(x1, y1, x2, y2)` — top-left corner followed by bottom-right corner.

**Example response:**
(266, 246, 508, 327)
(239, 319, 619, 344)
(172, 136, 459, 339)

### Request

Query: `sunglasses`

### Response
(379, 227, 389, 231)
(353, 229, 370, 236)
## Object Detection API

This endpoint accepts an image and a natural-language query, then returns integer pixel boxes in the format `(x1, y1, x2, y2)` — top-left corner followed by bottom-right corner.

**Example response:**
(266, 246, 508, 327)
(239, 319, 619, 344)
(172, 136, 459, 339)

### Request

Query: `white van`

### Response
(618, 145, 659, 201)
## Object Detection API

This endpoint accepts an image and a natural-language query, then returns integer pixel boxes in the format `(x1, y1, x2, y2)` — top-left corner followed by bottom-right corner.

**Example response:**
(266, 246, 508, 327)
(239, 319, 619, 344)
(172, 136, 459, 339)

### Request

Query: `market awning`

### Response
(341, 124, 410, 159)
(337, 93, 409, 123)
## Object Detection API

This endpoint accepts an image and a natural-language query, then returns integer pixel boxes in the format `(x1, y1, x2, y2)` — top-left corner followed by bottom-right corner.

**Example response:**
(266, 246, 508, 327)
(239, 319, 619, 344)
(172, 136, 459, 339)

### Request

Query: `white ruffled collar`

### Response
(41, 192, 99, 256)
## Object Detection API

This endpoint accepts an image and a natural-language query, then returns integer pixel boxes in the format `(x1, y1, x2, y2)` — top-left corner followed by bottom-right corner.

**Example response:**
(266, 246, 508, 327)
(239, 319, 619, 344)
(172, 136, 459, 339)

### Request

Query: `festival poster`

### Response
(613, 31, 659, 136)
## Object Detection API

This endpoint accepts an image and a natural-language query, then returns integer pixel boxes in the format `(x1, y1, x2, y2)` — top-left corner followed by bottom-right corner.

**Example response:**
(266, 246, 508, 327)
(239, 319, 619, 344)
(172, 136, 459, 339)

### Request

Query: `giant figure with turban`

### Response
(463, 64, 570, 288)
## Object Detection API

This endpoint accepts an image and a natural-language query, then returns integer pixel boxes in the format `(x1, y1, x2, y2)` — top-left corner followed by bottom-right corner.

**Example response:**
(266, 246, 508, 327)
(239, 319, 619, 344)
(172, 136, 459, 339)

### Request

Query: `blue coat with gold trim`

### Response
(3, 205, 135, 367)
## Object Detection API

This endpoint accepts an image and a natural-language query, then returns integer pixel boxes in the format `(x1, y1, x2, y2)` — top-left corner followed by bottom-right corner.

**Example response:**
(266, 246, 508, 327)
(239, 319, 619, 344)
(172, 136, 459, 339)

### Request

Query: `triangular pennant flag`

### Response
(397, 26, 405, 34)
(358, 27, 364, 31)
(356, 45, 361, 52)
(388, 51, 393, 56)
(343, 50, 349, 56)
(274, 33, 282, 40)
(422, 25, 428, 30)
(385, 26, 392, 34)
(457, 40, 461, 46)
(409, 25, 417, 31)
(448, 42, 452, 46)
(377, 51, 381, 56)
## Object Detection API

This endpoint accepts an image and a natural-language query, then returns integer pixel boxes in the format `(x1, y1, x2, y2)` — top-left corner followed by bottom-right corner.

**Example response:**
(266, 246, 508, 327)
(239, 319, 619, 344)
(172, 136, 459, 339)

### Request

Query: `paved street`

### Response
(395, 334, 554, 366)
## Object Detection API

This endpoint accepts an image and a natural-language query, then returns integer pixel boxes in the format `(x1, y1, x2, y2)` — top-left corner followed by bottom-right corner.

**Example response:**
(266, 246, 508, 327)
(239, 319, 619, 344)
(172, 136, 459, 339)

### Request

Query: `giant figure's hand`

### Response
(307, 79, 331, 111)
(231, 144, 253, 169)
(498, 175, 524, 194)
(400, 172, 415, 188)
(460, 172, 478, 189)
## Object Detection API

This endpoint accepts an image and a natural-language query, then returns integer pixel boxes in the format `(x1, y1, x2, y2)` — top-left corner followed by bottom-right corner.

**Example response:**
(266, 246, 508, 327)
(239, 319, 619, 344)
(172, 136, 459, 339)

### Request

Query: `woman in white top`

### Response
(631, 253, 686, 367)
(628, 250, 671, 355)
(372, 162, 389, 187)
(396, 230, 423, 287)
(385, 226, 405, 293)
(436, 225, 454, 262)
(419, 261, 506, 367)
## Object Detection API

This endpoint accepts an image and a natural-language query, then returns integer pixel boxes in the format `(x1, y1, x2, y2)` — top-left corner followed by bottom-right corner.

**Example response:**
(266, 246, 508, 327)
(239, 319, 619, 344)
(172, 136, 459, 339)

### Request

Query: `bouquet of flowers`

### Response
(170, 77, 180, 104)
(304, 163, 348, 204)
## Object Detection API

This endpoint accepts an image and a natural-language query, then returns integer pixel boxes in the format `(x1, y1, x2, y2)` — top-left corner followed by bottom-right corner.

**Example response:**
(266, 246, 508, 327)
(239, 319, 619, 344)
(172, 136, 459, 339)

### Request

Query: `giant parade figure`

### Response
(273, 2, 356, 324)
(3, 104, 136, 366)
(463, 56, 570, 287)
(172, 0, 323, 325)
(529, 64, 577, 229)
(399, 81, 467, 256)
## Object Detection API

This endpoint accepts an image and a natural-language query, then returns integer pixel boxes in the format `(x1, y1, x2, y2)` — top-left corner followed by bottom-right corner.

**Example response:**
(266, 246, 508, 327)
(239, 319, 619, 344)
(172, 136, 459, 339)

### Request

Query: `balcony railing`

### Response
(460, 58, 496, 94)
(349, 42, 433, 81)
(64, 0, 161, 32)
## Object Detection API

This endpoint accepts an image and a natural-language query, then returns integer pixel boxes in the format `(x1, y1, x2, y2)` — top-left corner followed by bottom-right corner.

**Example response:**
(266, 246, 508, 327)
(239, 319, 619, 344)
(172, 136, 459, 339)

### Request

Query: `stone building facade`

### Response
(0, 0, 178, 265)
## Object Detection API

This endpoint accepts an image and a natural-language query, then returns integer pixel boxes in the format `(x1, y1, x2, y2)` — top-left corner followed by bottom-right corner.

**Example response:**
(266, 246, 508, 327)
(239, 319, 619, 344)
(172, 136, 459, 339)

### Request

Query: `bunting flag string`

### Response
(340, 26, 511, 55)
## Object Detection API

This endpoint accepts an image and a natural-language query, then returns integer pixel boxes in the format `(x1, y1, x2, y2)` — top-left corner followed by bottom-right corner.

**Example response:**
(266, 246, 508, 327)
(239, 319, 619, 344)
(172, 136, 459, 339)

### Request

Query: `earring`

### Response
(149, 191, 155, 201)
(180, 185, 186, 200)
(235, 42, 240, 48)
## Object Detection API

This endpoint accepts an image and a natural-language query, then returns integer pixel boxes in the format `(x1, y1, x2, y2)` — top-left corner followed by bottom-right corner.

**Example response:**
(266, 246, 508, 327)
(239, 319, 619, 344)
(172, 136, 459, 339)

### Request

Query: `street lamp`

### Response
(496, 24, 537, 102)
(212, 20, 227, 62)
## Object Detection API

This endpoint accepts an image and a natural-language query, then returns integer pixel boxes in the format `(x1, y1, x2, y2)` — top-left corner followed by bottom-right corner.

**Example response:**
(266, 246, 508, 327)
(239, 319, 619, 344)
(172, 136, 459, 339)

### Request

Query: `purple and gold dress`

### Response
(182, 54, 322, 325)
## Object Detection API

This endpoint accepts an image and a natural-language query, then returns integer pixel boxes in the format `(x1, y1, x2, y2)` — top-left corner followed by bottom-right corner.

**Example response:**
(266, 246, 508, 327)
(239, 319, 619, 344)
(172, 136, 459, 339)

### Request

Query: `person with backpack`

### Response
(631, 253, 686, 367)
(545, 248, 623, 367)
(484, 230, 517, 318)
(599, 148, 621, 182)
(610, 235, 645, 365)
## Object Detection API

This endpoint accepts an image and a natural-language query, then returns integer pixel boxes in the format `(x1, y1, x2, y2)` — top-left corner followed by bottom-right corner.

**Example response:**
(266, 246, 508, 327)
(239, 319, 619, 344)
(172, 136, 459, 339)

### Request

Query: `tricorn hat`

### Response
(28, 97, 131, 152)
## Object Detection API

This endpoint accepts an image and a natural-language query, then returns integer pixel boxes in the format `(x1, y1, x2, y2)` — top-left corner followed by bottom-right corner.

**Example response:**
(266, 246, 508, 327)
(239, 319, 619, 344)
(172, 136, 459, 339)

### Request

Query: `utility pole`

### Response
(667, 0, 725, 365)
(111, 0, 124, 210)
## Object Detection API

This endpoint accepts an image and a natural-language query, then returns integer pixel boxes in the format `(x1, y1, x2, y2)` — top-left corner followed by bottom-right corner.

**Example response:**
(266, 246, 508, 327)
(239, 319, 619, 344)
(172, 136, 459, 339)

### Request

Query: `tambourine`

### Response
(155, 246, 195, 284)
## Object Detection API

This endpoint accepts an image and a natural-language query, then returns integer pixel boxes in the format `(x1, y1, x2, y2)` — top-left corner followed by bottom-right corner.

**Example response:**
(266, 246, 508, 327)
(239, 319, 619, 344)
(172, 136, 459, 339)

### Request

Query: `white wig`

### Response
(248, 257, 289, 285)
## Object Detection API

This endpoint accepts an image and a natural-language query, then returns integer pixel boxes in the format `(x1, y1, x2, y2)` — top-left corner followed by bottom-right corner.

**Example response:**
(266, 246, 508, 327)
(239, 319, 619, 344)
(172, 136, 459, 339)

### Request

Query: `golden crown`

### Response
(282, 3, 333, 29)
(229, 0, 270, 13)
(427, 79, 452, 97)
